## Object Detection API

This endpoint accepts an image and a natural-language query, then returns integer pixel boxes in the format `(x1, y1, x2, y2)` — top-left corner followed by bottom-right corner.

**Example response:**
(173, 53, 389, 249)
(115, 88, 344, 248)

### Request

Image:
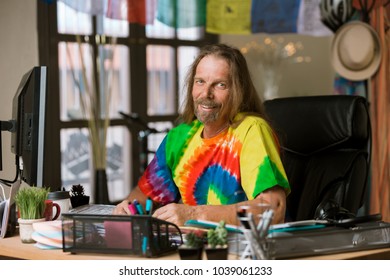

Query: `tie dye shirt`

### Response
(138, 113, 290, 206)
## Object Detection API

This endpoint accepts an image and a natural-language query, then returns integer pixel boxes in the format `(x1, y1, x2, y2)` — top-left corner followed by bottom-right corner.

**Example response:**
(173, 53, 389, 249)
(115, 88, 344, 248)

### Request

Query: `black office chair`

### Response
(263, 95, 371, 221)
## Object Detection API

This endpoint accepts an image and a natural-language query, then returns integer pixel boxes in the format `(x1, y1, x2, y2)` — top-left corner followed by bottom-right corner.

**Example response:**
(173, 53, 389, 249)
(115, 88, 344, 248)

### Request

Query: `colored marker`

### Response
(132, 199, 144, 215)
(128, 202, 137, 215)
(136, 203, 144, 215)
(142, 236, 148, 255)
(145, 197, 153, 215)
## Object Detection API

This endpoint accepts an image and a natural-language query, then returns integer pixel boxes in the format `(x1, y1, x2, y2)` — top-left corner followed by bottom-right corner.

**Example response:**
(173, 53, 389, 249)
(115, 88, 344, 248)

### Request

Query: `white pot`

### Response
(18, 218, 46, 243)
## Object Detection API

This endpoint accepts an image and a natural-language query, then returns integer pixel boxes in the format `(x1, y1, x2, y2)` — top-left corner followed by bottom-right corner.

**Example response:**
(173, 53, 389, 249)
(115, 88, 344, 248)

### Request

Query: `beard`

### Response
(194, 99, 221, 124)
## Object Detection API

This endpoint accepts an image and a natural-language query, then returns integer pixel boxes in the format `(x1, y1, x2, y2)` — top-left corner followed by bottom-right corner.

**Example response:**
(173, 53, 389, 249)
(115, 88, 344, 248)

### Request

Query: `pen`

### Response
(259, 209, 274, 238)
(247, 212, 259, 235)
(135, 202, 145, 215)
(237, 209, 250, 229)
(142, 236, 148, 256)
(132, 199, 145, 215)
(127, 202, 137, 215)
(145, 197, 153, 215)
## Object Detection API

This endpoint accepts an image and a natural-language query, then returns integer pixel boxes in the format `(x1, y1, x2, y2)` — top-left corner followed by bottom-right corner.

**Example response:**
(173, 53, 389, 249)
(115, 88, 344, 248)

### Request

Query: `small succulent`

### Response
(70, 184, 86, 197)
(207, 220, 228, 248)
(184, 230, 205, 248)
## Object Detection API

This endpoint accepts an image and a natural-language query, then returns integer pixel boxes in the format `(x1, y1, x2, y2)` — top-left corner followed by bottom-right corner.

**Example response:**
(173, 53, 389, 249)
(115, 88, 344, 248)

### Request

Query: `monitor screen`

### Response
(10, 66, 48, 187)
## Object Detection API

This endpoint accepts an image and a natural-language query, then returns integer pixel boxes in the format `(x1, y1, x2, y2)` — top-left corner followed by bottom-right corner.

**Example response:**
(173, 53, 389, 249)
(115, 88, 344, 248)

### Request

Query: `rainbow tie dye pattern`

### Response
(138, 114, 290, 206)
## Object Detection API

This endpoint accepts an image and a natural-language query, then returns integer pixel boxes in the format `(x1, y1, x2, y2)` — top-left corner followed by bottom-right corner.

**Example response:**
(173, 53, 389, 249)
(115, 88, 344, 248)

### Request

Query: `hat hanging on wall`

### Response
(331, 20, 382, 81)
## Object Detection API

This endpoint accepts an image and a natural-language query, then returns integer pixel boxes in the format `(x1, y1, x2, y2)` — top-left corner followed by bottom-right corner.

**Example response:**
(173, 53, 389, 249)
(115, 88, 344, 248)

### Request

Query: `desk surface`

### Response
(1, 235, 390, 260)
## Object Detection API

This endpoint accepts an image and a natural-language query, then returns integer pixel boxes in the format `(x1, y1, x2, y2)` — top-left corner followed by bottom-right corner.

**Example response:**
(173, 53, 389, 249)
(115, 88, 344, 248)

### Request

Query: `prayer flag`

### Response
(206, 0, 251, 34)
(59, 0, 106, 16)
(106, 0, 128, 20)
(106, 0, 156, 24)
(297, 0, 334, 36)
(156, 0, 206, 28)
(127, 0, 146, 24)
(251, 0, 301, 34)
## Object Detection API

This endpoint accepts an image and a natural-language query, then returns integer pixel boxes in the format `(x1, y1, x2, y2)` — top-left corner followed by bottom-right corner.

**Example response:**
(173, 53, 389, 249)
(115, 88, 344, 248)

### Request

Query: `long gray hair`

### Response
(180, 43, 266, 125)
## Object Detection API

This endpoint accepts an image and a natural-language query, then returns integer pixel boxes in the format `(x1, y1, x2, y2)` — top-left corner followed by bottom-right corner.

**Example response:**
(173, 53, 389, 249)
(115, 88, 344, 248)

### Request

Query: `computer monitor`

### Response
(10, 66, 48, 187)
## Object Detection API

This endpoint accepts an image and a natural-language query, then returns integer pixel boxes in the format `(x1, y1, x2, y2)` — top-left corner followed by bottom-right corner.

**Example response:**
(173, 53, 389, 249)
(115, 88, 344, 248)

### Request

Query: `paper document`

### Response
(0, 181, 20, 238)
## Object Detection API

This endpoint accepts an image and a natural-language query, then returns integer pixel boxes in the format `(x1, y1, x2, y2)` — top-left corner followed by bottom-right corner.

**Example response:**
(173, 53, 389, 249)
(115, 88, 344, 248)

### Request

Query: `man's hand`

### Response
(152, 203, 195, 226)
(112, 199, 131, 215)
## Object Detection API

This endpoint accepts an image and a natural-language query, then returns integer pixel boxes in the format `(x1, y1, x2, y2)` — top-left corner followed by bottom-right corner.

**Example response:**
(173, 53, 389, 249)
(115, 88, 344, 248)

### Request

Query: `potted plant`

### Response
(70, 184, 90, 208)
(178, 230, 205, 260)
(205, 220, 229, 260)
(14, 186, 49, 243)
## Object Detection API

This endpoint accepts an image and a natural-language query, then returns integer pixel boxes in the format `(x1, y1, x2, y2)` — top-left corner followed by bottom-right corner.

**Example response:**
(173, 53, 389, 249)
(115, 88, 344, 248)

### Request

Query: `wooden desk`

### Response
(0, 235, 178, 260)
(1, 235, 389, 260)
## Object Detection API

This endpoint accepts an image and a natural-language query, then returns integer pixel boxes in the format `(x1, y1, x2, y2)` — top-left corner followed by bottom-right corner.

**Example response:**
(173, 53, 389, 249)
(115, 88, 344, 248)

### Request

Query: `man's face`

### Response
(192, 55, 230, 125)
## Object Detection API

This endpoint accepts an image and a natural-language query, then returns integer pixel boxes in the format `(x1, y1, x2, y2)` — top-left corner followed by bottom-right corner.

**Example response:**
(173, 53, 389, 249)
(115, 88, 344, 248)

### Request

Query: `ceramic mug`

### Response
(44, 200, 60, 221)
(47, 191, 71, 219)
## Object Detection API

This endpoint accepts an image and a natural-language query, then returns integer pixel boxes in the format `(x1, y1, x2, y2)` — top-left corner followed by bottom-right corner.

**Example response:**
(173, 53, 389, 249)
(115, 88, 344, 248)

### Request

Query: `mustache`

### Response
(195, 98, 221, 108)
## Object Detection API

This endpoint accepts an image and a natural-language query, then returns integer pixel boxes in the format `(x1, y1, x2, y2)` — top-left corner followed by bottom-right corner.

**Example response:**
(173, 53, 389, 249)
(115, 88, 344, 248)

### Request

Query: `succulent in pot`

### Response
(70, 184, 90, 208)
(178, 230, 205, 260)
(205, 220, 229, 260)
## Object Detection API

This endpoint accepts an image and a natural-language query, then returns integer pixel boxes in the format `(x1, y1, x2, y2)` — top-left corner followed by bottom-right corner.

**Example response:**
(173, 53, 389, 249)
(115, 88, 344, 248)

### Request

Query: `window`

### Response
(37, 0, 217, 203)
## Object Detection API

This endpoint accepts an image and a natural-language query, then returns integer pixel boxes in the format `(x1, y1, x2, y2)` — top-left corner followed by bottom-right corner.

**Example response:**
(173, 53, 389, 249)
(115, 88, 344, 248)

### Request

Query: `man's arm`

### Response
(152, 186, 286, 226)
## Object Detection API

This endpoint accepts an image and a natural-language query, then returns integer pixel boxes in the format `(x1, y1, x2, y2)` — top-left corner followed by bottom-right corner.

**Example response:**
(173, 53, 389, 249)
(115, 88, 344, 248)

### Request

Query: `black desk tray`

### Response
(269, 221, 390, 259)
(62, 213, 183, 257)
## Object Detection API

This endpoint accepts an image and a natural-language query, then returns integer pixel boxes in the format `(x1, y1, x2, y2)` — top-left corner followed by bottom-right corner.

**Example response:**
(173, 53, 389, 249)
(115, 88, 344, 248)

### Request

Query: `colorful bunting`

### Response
(41, 0, 334, 36)
(106, 0, 156, 25)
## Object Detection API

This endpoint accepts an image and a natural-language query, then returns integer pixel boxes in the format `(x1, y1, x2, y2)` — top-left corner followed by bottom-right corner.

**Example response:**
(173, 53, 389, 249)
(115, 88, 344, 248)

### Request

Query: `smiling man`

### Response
(113, 43, 290, 226)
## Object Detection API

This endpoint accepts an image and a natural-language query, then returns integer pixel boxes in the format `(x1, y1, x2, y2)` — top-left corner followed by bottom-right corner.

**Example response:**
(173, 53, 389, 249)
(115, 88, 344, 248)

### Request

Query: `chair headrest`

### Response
(264, 95, 370, 156)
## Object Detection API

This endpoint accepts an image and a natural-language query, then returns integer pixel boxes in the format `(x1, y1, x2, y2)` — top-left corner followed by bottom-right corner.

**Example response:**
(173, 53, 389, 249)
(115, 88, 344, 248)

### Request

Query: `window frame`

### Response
(37, 0, 218, 194)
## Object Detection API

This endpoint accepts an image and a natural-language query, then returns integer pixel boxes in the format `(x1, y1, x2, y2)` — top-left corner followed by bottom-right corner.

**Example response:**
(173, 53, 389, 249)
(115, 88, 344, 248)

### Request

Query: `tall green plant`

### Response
(15, 187, 49, 219)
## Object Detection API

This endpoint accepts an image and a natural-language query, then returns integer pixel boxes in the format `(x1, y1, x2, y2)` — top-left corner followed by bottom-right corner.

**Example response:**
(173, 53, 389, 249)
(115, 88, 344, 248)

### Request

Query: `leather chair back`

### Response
(264, 95, 371, 221)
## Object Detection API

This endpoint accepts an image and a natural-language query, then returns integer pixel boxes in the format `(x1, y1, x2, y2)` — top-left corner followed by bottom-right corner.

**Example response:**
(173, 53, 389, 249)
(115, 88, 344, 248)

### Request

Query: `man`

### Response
(113, 43, 290, 226)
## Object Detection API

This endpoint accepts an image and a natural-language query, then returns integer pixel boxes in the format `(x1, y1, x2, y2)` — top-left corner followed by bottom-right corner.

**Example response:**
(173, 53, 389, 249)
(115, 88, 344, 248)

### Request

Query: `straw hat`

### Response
(331, 21, 382, 81)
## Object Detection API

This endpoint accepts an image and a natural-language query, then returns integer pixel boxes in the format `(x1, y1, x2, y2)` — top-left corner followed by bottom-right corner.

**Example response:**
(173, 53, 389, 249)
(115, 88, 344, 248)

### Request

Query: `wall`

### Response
(220, 33, 335, 100)
(0, 0, 38, 183)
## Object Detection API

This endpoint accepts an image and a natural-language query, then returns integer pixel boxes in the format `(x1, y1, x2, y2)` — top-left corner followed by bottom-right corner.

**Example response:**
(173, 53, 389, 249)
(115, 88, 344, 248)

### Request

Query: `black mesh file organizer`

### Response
(62, 213, 183, 257)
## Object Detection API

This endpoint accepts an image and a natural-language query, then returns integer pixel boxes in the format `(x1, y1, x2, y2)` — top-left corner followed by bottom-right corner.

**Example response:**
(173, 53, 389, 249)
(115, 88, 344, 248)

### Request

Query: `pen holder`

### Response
(236, 203, 275, 260)
(240, 228, 275, 260)
(61, 213, 183, 257)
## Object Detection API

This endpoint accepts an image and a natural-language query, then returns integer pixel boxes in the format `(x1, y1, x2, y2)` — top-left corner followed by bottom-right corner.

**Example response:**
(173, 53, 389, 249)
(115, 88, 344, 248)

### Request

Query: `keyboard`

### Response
(68, 204, 116, 215)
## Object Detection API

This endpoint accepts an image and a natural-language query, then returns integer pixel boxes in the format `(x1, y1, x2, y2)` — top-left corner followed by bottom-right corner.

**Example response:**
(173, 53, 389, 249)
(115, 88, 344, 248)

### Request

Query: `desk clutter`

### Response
(231, 213, 390, 259)
(61, 209, 183, 258)
(22, 203, 182, 258)
(268, 219, 390, 259)
(10, 199, 390, 260)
